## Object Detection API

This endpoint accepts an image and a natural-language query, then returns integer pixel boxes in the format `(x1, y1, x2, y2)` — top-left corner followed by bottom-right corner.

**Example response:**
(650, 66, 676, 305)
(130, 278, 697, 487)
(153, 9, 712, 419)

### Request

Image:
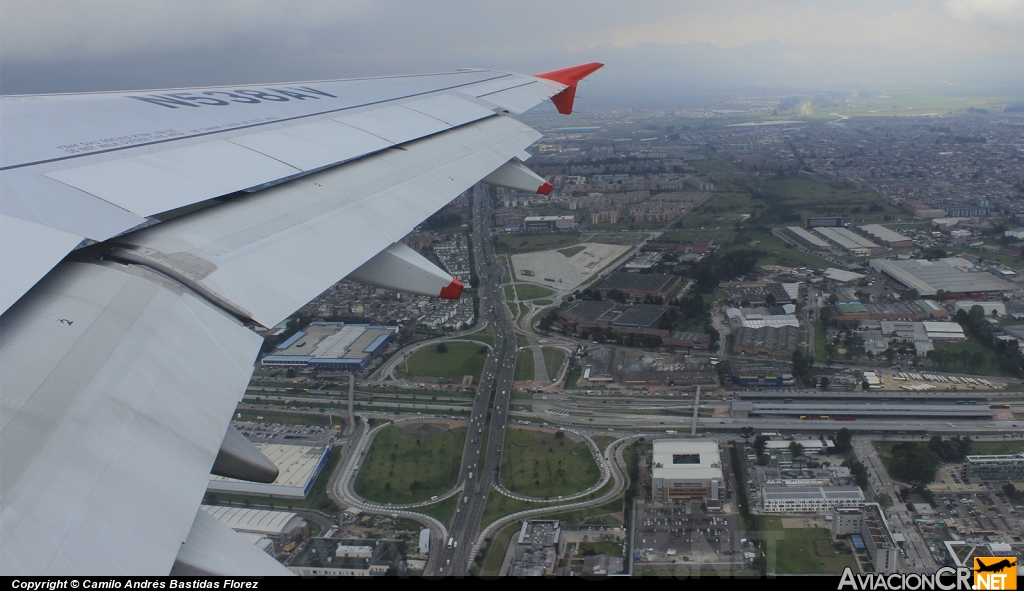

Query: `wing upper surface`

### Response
(0, 69, 567, 316)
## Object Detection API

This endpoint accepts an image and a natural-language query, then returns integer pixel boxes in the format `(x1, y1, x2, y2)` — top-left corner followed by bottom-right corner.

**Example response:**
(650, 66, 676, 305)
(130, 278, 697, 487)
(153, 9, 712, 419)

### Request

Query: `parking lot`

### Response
(633, 503, 747, 572)
(234, 421, 338, 446)
(933, 490, 1023, 536)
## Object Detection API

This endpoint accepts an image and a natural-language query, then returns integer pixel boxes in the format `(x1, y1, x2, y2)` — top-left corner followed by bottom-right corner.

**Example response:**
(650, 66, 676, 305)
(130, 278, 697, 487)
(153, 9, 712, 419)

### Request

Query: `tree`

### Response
(835, 428, 853, 455)
(828, 294, 839, 305)
(789, 441, 805, 466)
(1003, 483, 1018, 498)
(739, 426, 756, 444)
(889, 443, 941, 483)
(819, 376, 830, 390)
(286, 368, 296, 378)
(900, 289, 920, 302)
(436, 343, 448, 353)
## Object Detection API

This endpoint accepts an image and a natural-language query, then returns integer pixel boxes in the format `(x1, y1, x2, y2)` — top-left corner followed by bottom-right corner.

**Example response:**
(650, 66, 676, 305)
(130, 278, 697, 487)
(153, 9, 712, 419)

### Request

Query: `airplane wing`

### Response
(0, 63, 601, 575)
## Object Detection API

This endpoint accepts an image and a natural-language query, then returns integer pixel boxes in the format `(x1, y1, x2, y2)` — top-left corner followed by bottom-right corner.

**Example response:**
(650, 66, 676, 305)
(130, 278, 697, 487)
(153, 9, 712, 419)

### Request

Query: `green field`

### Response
(515, 350, 535, 382)
(967, 440, 1024, 455)
(400, 342, 488, 382)
(501, 427, 601, 497)
(504, 284, 515, 302)
(480, 521, 521, 575)
(590, 232, 648, 246)
(543, 348, 566, 378)
(416, 495, 457, 527)
(464, 326, 495, 346)
(757, 516, 858, 575)
(354, 424, 465, 504)
(534, 299, 554, 306)
(933, 341, 1012, 377)
(515, 283, 555, 300)
(234, 409, 333, 427)
(518, 334, 531, 348)
(495, 233, 581, 254)
(558, 245, 586, 258)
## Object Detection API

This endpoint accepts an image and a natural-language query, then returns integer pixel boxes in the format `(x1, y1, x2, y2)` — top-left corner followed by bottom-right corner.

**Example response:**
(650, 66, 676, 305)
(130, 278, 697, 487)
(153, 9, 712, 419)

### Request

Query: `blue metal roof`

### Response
(276, 331, 306, 350)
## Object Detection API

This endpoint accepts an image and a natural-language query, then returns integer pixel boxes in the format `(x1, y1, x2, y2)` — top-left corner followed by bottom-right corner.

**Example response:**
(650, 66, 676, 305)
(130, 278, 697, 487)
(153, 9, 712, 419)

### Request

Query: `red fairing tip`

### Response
(537, 181, 553, 195)
(535, 62, 604, 115)
(439, 278, 464, 299)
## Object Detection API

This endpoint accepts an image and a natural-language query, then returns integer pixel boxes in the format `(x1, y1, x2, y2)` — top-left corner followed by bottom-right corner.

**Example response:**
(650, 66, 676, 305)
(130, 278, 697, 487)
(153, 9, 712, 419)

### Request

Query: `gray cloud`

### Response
(2, 0, 1020, 96)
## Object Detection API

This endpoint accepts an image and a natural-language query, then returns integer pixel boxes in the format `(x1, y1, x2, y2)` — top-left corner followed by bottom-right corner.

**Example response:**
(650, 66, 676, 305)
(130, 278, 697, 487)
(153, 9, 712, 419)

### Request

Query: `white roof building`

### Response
(651, 439, 723, 503)
(208, 443, 331, 499)
(922, 322, 966, 341)
(200, 505, 305, 537)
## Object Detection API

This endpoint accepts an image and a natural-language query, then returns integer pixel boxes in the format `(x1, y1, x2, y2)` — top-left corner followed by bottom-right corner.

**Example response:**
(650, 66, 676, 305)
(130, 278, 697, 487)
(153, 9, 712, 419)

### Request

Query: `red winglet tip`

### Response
(535, 62, 604, 86)
(537, 181, 553, 195)
(439, 278, 464, 299)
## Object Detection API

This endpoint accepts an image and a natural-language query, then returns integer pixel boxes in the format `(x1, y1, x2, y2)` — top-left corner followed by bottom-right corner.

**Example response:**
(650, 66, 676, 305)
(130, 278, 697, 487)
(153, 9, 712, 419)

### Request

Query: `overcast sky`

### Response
(2, 0, 1022, 101)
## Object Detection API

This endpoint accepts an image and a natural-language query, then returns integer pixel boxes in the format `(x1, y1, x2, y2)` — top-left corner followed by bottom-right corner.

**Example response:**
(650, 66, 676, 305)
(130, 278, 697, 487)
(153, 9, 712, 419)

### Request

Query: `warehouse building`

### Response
(813, 227, 881, 256)
(594, 273, 682, 300)
(651, 440, 723, 504)
(208, 443, 331, 499)
(965, 454, 1024, 483)
(731, 402, 993, 420)
(200, 505, 307, 541)
(731, 325, 801, 358)
(870, 257, 1016, 297)
(523, 215, 575, 231)
(762, 486, 864, 513)
(261, 322, 398, 370)
(857, 225, 912, 249)
(663, 331, 711, 350)
(786, 226, 831, 251)
(727, 359, 795, 388)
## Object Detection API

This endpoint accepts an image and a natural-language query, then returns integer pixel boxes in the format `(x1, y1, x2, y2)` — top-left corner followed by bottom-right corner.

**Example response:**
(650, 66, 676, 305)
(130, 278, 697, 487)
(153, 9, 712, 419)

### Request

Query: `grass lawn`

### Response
(933, 341, 1013, 377)
(591, 436, 617, 451)
(815, 322, 827, 362)
(517, 334, 530, 348)
(504, 284, 516, 301)
(400, 342, 488, 382)
(481, 522, 521, 575)
(417, 495, 457, 527)
(204, 446, 342, 514)
(577, 541, 623, 557)
(234, 409, 333, 427)
(756, 516, 858, 575)
(543, 348, 566, 379)
(970, 440, 1024, 455)
(518, 303, 530, 322)
(464, 326, 495, 346)
(563, 368, 583, 389)
(534, 299, 553, 306)
(558, 245, 586, 258)
(515, 350, 535, 382)
(590, 232, 648, 246)
(353, 424, 466, 503)
(515, 283, 555, 300)
(495, 233, 581, 254)
(500, 428, 601, 497)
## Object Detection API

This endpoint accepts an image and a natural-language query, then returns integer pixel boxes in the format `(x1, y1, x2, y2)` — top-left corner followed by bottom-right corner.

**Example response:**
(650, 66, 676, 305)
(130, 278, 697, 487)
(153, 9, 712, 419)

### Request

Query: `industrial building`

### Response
(726, 359, 795, 388)
(288, 539, 403, 576)
(734, 390, 987, 404)
(813, 226, 881, 257)
(870, 257, 1016, 297)
(832, 299, 948, 322)
(651, 440, 723, 504)
(857, 225, 913, 249)
(200, 505, 307, 541)
(261, 322, 398, 370)
(806, 217, 845, 229)
(786, 226, 832, 252)
(581, 346, 716, 386)
(593, 273, 682, 300)
(207, 443, 331, 499)
(556, 302, 672, 341)
(761, 486, 864, 513)
(965, 454, 1024, 483)
(729, 283, 798, 305)
(663, 331, 711, 350)
(831, 505, 900, 573)
(731, 325, 801, 358)
(523, 215, 575, 231)
(512, 520, 561, 576)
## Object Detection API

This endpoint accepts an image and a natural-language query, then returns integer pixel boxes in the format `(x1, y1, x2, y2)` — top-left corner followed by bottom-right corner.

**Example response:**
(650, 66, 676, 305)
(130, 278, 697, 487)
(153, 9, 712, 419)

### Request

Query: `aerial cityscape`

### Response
(2, 0, 1024, 582)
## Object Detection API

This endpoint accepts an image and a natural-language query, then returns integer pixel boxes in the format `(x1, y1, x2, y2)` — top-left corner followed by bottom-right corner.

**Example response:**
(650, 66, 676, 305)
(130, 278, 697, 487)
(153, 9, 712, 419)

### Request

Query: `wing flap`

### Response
(120, 115, 540, 328)
(44, 141, 302, 217)
(0, 260, 262, 575)
(226, 119, 392, 172)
